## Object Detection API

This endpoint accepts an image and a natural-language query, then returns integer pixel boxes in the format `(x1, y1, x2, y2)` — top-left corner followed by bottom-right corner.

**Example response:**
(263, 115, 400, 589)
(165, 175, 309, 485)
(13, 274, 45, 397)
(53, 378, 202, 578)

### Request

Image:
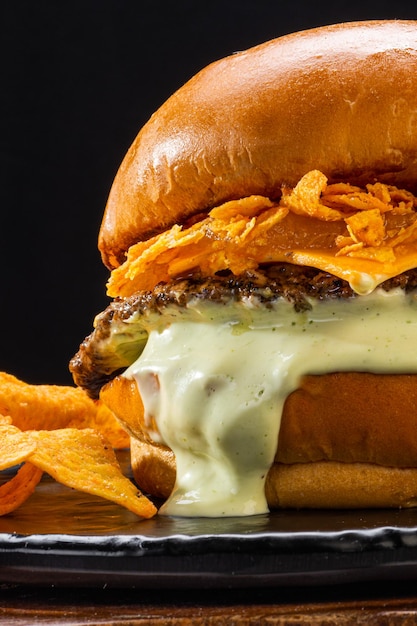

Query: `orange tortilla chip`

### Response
(0, 373, 151, 517)
(0, 422, 43, 514)
(390, 220, 417, 248)
(280, 170, 344, 221)
(107, 195, 288, 296)
(376, 185, 417, 214)
(0, 372, 150, 517)
(92, 402, 131, 449)
(345, 209, 386, 247)
(0, 423, 156, 518)
(0, 372, 129, 449)
(0, 423, 37, 470)
(210, 195, 275, 219)
(345, 245, 397, 263)
(28, 428, 157, 519)
(0, 462, 43, 516)
(366, 182, 394, 205)
(323, 191, 390, 213)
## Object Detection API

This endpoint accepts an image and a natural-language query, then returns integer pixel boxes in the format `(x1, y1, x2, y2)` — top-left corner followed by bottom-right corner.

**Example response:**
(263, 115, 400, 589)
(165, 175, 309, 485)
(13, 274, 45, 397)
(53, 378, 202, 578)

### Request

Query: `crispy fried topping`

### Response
(107, 171, 417, 298)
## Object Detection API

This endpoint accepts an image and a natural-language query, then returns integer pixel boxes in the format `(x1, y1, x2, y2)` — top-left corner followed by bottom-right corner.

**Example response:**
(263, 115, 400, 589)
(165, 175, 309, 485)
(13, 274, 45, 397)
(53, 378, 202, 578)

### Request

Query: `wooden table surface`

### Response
(2, 580, 417, 625)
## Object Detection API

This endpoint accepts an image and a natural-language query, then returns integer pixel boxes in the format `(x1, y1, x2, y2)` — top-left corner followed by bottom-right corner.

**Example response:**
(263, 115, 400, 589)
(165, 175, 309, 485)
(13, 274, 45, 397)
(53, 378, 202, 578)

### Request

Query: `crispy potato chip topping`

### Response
(107, 170, 417, 297)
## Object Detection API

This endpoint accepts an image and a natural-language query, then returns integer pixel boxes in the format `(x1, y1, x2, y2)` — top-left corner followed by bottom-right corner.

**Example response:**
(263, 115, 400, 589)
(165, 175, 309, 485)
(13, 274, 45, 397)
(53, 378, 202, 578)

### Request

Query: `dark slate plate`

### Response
(1, 451, 417, 589)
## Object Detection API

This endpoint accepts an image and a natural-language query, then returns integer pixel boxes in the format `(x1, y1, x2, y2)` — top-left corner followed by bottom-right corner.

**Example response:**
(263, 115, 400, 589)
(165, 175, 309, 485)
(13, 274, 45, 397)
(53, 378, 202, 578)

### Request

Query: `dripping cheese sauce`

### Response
(124, 288, 417, 517)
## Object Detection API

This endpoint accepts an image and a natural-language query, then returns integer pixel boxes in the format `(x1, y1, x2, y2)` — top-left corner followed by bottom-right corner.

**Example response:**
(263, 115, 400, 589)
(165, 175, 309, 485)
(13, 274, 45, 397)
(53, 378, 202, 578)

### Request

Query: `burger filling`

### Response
(106, 170, 417, 298)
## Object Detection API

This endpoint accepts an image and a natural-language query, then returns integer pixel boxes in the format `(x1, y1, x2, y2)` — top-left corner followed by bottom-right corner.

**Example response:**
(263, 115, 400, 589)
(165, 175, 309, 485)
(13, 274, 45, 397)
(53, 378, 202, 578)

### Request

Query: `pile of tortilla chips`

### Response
(0, 372, 157, 519)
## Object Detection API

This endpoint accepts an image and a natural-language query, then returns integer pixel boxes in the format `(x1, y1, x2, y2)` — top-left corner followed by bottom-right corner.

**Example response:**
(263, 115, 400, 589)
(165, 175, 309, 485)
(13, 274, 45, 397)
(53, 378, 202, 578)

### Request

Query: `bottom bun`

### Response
(130, 437, 417, 509)
(265, 462, 417, 509)
(102, 373, 417, 508)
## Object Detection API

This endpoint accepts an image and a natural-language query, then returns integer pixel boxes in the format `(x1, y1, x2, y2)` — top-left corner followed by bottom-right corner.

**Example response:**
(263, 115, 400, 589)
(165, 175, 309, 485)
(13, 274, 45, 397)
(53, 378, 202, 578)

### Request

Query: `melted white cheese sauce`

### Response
(124, 289, 417, 517)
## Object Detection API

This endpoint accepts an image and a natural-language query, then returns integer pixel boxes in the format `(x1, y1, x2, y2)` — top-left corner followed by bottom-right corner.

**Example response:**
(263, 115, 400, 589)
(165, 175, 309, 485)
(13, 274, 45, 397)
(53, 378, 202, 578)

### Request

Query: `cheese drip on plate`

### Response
(124, 289, 417, 517)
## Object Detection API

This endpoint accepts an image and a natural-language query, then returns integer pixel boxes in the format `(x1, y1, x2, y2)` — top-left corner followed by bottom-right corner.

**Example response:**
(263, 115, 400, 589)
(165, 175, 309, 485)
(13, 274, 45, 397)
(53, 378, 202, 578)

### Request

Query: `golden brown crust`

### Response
(103, 372, 417, 508)
(99, 20, 417, 268)
(265, 462, 417, 509)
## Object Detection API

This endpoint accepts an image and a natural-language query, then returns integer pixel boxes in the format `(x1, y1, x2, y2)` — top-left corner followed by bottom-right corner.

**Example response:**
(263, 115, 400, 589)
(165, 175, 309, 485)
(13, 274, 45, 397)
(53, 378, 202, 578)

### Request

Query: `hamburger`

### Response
(70, 20, 417, 517)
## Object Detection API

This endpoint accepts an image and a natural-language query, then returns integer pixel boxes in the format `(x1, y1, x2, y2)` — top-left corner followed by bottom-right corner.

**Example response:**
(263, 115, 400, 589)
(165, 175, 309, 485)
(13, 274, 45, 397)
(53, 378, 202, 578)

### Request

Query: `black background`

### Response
(1, 1, 416, 386)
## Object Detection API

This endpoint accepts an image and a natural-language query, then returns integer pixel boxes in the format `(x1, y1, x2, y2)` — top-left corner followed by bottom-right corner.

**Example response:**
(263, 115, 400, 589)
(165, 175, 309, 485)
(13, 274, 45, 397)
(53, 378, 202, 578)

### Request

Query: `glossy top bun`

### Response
(99, 20, 417, 269)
